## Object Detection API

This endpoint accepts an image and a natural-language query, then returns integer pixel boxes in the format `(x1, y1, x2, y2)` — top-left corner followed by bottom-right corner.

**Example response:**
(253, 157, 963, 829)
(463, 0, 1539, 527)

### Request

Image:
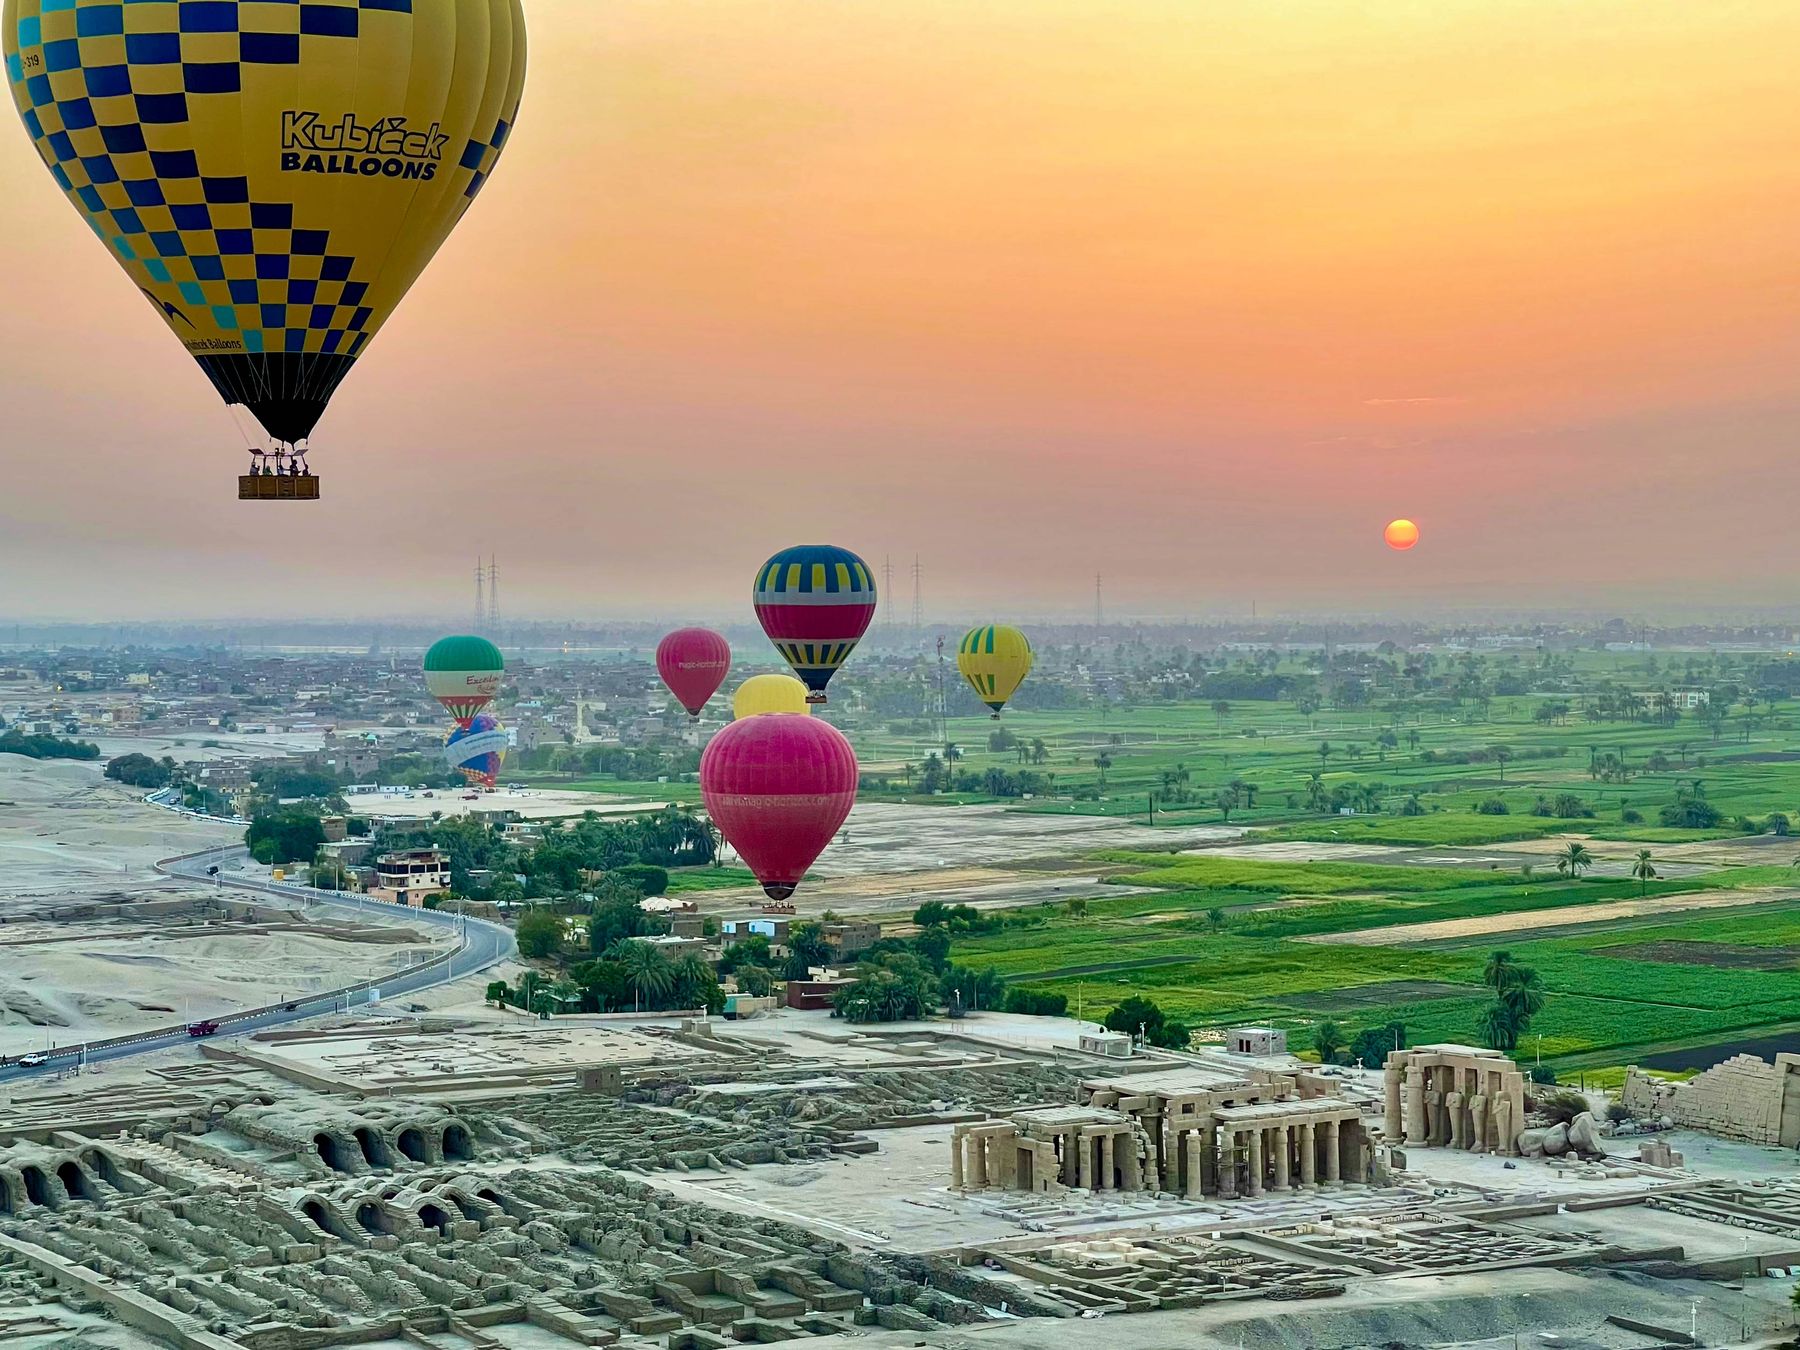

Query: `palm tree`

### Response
(1477, 1000, 1520, 1051)
(1210, 699, 1231, 728)
(1215, 784, 1242, 823)
(1554, 842, 1593, 877)
(1497, 967, 1544, 1024)
(1092, 752, 1112, 786)
(1491, 745, 1513, 781)
(1631, 848, 1657, 895)
(1305, 770, 1327, 813)
(1313, 1019, 1347, 1065)
(618, 941, 674, 1010)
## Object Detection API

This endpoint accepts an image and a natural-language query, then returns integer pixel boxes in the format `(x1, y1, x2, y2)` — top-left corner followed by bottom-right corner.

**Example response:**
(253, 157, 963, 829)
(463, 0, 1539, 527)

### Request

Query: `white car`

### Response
(16, 1052, 48, 1068)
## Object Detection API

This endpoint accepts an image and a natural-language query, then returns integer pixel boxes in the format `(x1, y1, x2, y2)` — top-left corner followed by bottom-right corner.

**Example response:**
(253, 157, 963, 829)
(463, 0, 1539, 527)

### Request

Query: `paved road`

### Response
(0, 845, 514, 1085)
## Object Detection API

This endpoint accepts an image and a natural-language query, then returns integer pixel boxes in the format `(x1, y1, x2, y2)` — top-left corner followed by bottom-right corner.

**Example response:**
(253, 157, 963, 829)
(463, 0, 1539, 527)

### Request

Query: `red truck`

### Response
(186, 1020, 220, 1038)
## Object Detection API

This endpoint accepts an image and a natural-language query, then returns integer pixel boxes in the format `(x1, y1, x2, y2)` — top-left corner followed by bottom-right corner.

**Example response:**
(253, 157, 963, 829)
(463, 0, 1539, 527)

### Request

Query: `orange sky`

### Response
(4, 0, 1799, 619)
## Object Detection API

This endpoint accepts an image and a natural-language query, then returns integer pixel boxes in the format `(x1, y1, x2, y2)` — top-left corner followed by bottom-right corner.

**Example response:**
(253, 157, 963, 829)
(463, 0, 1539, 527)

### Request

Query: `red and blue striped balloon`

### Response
(752, 544, 876, 704)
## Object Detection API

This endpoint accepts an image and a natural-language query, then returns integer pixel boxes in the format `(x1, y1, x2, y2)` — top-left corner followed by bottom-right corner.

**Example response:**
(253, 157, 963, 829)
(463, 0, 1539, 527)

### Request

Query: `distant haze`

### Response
(3, 1, 1799, 620)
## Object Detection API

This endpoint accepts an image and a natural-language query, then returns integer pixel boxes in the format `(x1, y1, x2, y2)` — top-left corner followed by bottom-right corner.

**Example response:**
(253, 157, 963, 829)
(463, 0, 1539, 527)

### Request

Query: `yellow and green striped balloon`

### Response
(957, 624, 1033, 718)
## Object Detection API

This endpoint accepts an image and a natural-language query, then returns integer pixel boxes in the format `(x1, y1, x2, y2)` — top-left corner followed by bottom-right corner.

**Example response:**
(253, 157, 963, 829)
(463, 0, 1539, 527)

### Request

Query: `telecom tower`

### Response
(1095, 573, 1103, 628)
(473, 562, 485, 632)
(486, 557, 499, 634)
(882, 556, 894, 630)
(911, 556, 924, 633)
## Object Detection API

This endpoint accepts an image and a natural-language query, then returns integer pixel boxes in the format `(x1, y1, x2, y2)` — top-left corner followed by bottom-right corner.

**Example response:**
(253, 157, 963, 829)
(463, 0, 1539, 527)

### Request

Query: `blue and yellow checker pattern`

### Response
(4, 0, 526, 443)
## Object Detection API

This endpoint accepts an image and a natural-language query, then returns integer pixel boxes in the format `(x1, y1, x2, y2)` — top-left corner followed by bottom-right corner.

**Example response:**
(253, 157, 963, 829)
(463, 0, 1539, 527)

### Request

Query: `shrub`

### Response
(1476, 798, 1510, 815)
(1003, 988, 1069, 1017)
(1660, 798, 1724, 829)
(1538, 1089, 1588, 1123)
(516, 908, 564, 959)
(613, 863, 669, 896)
(105, 753, 172, 789)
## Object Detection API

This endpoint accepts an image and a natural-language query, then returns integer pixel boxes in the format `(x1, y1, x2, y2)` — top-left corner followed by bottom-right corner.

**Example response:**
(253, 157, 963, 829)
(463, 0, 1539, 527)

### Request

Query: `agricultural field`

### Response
(531, 647, 1800, 1079)
(947, 851, 1800, 1076)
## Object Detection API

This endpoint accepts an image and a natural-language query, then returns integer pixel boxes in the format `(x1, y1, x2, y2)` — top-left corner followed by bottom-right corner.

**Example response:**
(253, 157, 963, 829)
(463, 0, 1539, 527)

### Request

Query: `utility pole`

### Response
(1095, 573, 1103, 628)
(935, 636, 950, 760)
(473, 561, 485, 634)
(487, 557, 499, 634)
(911, 556, 924, 635)
(883, 556, 894, 632)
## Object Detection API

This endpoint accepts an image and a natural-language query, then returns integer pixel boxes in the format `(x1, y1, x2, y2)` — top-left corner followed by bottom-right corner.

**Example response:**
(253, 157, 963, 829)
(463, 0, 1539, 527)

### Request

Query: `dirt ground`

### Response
(1596, 939, 1800, 970)
(0, 754, 447, 1055)
(1303, 886, 1800, 947)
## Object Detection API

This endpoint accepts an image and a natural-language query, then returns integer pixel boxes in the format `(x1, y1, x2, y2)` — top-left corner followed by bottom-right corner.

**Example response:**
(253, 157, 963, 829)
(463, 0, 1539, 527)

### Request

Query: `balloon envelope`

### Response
(733, 674, 812, 720)
(1385, 519, 1420, 550)
(445, 713, 507, 789)
(957, 624, 1034, 717)
(656, 629, 731, 718)
(424, 635, 503, 727)
(700, 714, 857, 901)
(3, 0, 526, 456)
(753, 544, 876, 703)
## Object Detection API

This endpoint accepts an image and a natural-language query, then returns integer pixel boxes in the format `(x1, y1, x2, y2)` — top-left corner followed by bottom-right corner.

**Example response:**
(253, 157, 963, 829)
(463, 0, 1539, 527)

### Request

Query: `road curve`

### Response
(0, 845, 515, 1084)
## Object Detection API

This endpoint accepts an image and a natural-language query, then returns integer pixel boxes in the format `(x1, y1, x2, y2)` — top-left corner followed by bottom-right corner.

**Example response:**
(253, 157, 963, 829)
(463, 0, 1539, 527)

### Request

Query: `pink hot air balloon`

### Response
(656, 628, 732, 720)
(700, 714, 858, 901)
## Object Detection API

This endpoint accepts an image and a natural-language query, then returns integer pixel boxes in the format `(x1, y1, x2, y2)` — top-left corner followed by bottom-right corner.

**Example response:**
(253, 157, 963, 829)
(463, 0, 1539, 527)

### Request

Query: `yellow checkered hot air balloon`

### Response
(4, 0, 526, 499)
(957, 624, 1033, 718)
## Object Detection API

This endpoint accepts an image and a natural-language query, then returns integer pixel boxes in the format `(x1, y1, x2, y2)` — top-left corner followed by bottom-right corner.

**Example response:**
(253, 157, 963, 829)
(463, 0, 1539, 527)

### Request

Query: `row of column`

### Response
(1388, 1060, 1524, 1156)
(1163, 1116, 1351, 1199)
(951, 1123, 1144, 1193)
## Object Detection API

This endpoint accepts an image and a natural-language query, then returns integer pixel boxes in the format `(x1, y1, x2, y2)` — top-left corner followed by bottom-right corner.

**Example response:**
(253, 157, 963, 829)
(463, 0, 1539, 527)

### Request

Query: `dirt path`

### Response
(1301, 887, 1800, 947)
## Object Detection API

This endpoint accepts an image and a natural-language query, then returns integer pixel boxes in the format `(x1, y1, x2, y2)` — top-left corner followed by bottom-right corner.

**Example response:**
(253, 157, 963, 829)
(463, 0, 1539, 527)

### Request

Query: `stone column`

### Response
(1299, 1121, 1317, 1187)
(1218, 1128, 1238, 1199)
(1403, 1063, 1427, 1145)
(1246, 1128, 1264, 1197)
(1077, 1129, 1094, 1190)
(1185, 1132, 1205, 1200)
(1496, 1092, 1518, 1158)
(1383, 1057, 1405, 1139)
(1324, 1119, 1342, 1185)
(1122, 1134, 1142, 1192)
(967, 1134, 986, 1189)
(1272, 1124, 1291, 1191)
(951, 1130, 965, 1189)
(1099, 1132, 1115, 1191)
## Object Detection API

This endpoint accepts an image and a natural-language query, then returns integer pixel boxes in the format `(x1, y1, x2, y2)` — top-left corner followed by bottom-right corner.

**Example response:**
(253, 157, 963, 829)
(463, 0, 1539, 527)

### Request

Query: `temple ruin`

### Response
(953, 1064, 1371, 1199)
(1382, 1043, 1528, 1156)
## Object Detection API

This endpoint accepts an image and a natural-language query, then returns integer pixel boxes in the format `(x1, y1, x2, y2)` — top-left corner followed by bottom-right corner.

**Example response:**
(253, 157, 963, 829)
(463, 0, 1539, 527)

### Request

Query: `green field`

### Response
(525, 647, 1800, 1075)
(949, 853, 1800, 1073)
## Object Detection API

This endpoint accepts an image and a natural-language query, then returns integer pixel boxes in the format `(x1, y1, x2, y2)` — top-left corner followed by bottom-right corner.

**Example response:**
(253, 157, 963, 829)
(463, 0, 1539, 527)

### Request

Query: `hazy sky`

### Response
(4, 0, 1799, 621)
